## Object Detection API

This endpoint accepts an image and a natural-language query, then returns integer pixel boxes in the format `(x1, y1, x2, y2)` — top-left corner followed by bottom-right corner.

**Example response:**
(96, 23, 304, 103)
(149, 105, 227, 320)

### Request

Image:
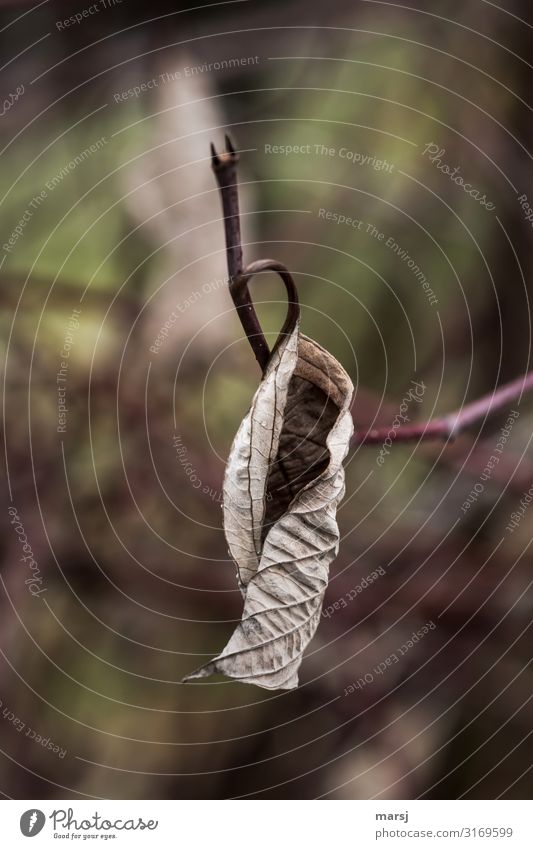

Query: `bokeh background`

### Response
(1, 0, 533, 799)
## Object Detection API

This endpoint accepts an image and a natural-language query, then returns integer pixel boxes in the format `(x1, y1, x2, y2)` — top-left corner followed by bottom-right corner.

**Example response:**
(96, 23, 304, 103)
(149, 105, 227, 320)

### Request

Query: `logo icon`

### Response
(20, 810, 46, 837)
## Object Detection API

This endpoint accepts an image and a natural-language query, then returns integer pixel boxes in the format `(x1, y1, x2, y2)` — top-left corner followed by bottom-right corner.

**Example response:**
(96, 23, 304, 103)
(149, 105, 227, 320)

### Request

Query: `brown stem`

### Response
(211, 135, 270, 372)
(212, 137, 300, 371)
(210, 135, 243, 281)
(353, 370, 533, 446)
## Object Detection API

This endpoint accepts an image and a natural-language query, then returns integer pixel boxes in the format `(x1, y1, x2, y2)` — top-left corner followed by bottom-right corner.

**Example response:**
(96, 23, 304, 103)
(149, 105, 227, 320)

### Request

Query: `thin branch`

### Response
(210, 136, 243, 281)
(211, 136, 300, 372)
(353, 370, 533, 446)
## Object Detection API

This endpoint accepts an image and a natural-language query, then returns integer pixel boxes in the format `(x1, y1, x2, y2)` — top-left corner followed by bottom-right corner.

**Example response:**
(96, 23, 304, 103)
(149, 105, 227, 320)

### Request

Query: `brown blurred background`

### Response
(1, 0, 533, 799)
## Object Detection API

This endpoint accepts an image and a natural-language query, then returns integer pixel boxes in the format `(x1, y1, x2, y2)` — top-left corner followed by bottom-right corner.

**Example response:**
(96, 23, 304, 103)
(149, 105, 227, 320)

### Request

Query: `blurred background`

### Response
(1, 0, 533, 799)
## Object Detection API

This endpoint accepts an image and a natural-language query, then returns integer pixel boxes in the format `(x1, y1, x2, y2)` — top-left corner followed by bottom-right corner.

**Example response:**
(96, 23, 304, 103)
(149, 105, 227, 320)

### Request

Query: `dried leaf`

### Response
(185, 321, 354, 689)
